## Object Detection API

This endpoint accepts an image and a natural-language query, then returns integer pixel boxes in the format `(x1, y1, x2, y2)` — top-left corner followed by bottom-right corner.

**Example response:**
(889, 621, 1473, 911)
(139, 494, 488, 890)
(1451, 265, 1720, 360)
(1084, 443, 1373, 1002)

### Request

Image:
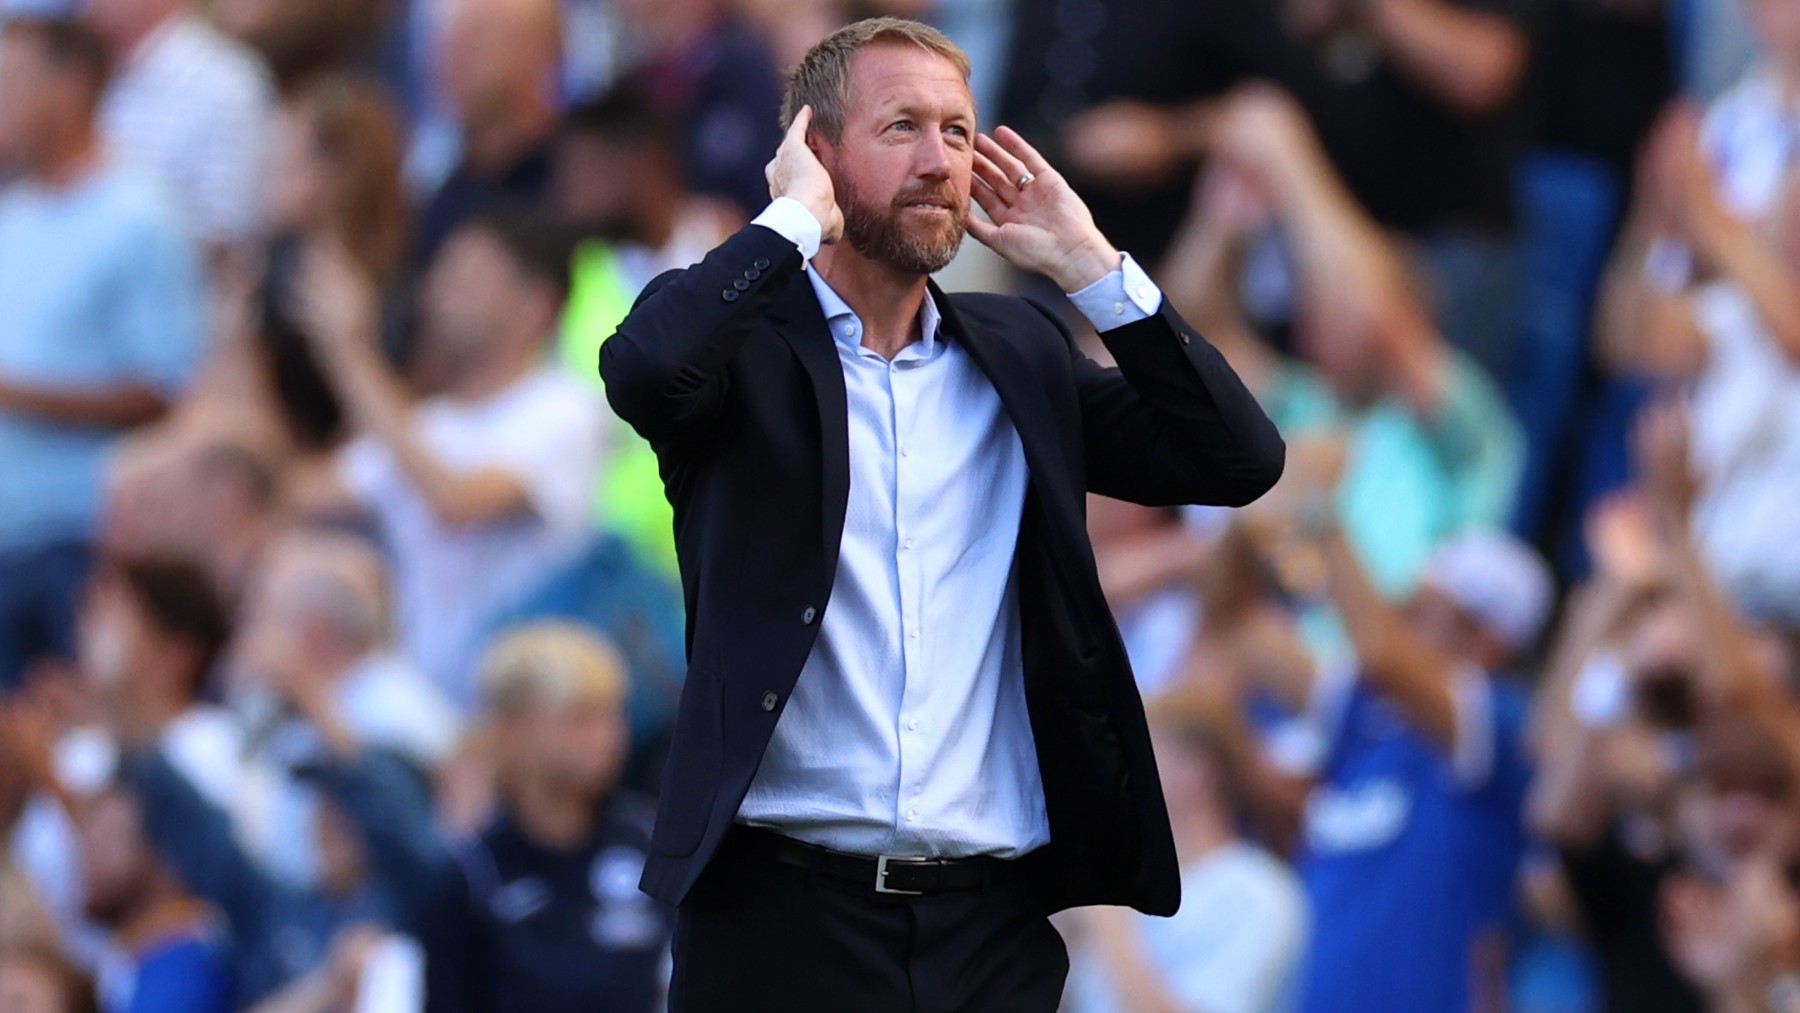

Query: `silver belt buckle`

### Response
(875, 854, 926, 895)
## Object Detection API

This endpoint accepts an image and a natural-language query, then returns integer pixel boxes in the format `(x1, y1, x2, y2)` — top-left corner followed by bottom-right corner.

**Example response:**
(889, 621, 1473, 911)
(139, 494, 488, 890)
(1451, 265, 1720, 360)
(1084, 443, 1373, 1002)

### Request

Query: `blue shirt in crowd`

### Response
(100, 914, 234, 1013)
(0, 161, 204, 553)
(1294, 666, 1532, 1013)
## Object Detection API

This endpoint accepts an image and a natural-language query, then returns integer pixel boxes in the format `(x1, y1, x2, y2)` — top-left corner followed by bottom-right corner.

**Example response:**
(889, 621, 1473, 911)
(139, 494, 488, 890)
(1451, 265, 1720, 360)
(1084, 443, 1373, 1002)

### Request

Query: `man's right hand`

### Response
(765, 106, 845, 243)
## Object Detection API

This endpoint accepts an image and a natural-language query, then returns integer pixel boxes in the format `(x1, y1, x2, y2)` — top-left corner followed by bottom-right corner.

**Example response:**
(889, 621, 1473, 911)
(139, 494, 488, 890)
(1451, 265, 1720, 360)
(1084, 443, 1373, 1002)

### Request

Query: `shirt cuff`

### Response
(752, 197, 823, 262)
(1066, 252, 1164, 332)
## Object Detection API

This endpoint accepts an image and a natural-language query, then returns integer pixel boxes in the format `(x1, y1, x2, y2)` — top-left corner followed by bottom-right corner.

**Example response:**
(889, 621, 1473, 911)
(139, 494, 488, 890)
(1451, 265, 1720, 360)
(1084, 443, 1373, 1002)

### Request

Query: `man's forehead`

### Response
(846, 44, 974, 118)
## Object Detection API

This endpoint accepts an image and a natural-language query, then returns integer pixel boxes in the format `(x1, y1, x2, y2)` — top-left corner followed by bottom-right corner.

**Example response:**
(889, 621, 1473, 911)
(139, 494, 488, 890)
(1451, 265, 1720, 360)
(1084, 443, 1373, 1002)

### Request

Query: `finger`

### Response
(972, 151, 1018, 202)
(970, 175, 1008, 221)
(995, 124, 1053, 175)
(965, 204, 1001, 249)
(976, 133, 1030, 187)
(785, 105, 814, 148)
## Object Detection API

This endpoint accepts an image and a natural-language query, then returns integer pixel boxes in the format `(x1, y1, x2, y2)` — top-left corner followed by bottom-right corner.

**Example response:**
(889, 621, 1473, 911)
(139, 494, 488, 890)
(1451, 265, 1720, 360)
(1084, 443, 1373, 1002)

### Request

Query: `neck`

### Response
(32, 129, 101, 189)
(1171, 806, 1237, 864)
(511, 780, 600, 851)
(464, 97, 555, 178)
(447, 340, 537, 402)
(812, 245, 929, 360)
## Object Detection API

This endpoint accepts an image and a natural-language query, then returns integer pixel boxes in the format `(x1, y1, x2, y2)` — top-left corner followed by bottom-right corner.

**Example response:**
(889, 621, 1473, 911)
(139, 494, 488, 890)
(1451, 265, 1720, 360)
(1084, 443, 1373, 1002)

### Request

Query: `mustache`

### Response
(891, 183, 963, 211)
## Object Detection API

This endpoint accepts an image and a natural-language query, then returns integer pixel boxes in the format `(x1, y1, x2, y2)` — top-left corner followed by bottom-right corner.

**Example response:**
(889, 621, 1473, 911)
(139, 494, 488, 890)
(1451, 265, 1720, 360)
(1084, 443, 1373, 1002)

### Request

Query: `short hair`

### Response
(1, 17, 110, 96)
(780, 17, 971, 143)
(110, 555, 232, 694)
(481, 621, 628, 718)
(560, 80, 677, 157)
(0, 939, 101, 1013)
(458, 208, 575, 304)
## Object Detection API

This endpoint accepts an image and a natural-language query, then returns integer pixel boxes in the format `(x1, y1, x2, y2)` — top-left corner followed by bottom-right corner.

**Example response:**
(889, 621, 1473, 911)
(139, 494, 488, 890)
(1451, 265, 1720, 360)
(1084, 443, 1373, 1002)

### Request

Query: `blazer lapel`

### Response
(770, 276, 851, 572)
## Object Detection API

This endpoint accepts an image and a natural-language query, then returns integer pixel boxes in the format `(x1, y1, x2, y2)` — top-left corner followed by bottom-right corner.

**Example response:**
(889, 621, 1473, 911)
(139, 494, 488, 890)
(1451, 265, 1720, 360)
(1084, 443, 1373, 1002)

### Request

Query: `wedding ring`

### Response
(1016, 171, 1036, 188)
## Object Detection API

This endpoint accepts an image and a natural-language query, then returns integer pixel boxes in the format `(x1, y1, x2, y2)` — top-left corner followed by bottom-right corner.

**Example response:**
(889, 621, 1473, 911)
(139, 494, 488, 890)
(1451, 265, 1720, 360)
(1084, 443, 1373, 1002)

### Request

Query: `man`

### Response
(0, 941, 98, 1013)
(290, 213, 609, 705)
(77, 785, 233, 1013)
(421, 622, 669, 1013)
(413, 0, 562, 266)
(0, 16, 205, 691)
(87, 0, 275, 251)
(600, 17, 1284, 1009)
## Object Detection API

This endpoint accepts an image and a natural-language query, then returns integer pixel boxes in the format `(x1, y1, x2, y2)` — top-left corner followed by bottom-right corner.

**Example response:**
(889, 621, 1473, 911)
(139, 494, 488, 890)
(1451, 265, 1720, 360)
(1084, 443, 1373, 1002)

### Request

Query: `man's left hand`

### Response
(967, 126, 1120, 292)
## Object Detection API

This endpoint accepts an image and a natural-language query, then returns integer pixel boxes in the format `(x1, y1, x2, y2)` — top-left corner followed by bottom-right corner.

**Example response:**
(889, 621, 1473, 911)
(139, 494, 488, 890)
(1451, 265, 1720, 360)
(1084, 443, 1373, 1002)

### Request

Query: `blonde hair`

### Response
(780, 17, 972, 142)
(480, 621, 628, 717)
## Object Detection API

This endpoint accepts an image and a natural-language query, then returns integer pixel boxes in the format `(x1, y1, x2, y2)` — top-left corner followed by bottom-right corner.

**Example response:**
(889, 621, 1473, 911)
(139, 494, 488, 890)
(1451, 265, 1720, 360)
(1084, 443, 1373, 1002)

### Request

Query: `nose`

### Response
(914, 127, 952, 180)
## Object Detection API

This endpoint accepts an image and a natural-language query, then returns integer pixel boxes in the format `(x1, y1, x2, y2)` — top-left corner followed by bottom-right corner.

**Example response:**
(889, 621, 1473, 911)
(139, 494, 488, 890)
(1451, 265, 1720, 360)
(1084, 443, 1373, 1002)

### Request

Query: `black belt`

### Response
(727, 825, 1002, 896)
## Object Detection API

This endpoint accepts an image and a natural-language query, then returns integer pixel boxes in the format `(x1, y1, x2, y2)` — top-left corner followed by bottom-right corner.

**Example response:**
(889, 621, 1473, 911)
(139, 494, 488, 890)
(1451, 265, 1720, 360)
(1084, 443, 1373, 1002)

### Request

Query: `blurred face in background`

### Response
(1625, 600, 1705, 730)
(0, 957, 68, 1013)
(440, 0, 559, 132)
(267, 106, 335, 235)
(553, 132, 668, 240)
(1751, 0, 1800, 69)
(499, 693, 626, 803)
(77, 790, 157, 929)
(0, 31, 84, 168)
(1404, 584, 1505, 669)
(1150, 721, 1227, 827)
(418, 225, 553, 377)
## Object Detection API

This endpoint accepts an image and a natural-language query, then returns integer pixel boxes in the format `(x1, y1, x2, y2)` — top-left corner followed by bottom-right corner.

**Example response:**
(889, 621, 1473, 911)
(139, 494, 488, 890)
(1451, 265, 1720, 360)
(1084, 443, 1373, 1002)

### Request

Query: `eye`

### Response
(945, 124, 970, 140)
(889, 120, 915, 133)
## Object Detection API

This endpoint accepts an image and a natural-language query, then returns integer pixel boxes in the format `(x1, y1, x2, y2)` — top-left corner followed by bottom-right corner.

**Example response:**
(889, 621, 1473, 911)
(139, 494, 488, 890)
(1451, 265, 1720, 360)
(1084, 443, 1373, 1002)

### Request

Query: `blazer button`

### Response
(761, 691, 779, 712)
(733, 279, 750, 291)
(723, 289, 739, 302)
(801, 606, 817, 625)
(745, 268, 761, 280)
(1180, 332, 1192, 345)
(753, 257, 771, 271)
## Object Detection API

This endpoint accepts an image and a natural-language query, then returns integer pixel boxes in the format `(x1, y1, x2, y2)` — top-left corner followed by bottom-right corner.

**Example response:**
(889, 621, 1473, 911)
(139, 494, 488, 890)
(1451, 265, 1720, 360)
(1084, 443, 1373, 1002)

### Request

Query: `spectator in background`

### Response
(421, 622, 669, 1013)
(0, 16, 205, 691)
(1594, 0, 1800, 624)
(613, 0, 784, 218)
(86, 0, 275, 253)
(1193, 90, 1522, 596)
(413, 0, 561, 266)
(552, 81, 739, 578)
(212, 0, 390, 96)
(1065, 690, 1308, 1013)
(77, 785, 233, 1013)
(288, 211, 607, 706)
(0, 941, 99, 1013)
(1219, 509, 1549, 1011)
(256, 73, 412, 452)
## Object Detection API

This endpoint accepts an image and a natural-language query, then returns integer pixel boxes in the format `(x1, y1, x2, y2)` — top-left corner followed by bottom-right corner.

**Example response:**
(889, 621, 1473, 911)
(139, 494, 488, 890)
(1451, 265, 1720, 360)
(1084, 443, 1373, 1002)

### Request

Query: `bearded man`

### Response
(600, 17, 1286, 1012)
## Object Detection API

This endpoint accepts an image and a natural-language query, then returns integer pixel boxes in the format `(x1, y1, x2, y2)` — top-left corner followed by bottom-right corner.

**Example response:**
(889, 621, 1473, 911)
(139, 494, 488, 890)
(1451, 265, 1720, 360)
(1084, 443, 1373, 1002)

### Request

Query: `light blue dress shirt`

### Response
(735, 197, 1163, 858)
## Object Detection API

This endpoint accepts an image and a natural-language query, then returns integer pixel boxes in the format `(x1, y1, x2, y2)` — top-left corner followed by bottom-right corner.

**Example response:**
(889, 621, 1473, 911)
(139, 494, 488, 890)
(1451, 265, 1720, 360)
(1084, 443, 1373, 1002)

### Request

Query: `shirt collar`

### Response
(805, 266, 942, 357)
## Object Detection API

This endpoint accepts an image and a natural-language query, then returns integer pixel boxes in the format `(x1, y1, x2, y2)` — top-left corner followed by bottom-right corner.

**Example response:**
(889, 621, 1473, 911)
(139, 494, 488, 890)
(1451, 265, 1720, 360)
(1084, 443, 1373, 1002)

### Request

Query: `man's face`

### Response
(1752, 0, 1800, 67)
(440, 0, 555, 129)
(507, 697, 626, 798)
(553, 133, 658, 239)
(818, 45, 975, 276)
(419, 227, 533, 373)
(0, 34, 63, 164)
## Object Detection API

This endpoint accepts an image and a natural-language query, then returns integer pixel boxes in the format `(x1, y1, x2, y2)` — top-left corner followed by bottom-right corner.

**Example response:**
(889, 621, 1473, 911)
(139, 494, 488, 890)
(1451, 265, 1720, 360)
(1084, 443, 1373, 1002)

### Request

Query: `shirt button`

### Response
(909, 630, 919, 640)
(802, 606, 817, 625)
(760, 691, 778, 712)
(1137, 283, 1151, 299)
(903, 537, 914, 549)
(1113, 302, 1125, 316)
(900, 446, 909, 457)
(906, 718, 919, 731)
(904, 809, 917, 822)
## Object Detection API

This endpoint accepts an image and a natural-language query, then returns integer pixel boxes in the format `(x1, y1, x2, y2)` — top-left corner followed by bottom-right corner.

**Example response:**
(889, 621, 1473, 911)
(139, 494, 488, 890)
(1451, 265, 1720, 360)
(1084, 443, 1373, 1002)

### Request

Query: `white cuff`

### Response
(1066, 252, 1163, 332)
(752, 197, 823, 261)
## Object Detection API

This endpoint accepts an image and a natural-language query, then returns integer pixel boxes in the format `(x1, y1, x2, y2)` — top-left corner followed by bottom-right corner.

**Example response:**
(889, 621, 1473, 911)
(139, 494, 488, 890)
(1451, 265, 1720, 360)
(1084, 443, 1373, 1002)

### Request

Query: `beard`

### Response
(835, 171, 967, 276)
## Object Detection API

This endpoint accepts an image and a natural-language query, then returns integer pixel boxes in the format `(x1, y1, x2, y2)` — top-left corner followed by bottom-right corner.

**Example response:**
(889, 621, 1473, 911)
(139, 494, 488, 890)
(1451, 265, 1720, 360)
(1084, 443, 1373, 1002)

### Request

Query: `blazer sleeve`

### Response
(598, 224, 806, 445)
(1043, 298, 1286, 507)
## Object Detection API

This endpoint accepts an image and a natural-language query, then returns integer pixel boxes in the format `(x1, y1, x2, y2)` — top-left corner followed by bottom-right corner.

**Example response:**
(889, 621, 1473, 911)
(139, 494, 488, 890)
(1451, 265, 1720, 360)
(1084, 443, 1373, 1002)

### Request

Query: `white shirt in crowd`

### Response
(99, 12, 275, 245)
(734, 197, 1163, 858)
(339, 368, 609, 707)
(1067, 842, 1311, 1013)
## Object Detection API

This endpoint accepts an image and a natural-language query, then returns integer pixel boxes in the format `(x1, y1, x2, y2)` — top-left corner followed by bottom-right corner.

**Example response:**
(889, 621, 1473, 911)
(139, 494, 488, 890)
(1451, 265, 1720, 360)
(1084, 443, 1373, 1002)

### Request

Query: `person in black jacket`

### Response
(421, 622, 668, 1013)
(599, 16, 1284, 1012)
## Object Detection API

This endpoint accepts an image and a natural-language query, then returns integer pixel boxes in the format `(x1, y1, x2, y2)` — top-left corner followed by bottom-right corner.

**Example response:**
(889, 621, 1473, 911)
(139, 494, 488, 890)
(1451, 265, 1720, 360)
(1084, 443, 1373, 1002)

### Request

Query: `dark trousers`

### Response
(0, 541, 90, 693)
(669, 829, 1069, 1013)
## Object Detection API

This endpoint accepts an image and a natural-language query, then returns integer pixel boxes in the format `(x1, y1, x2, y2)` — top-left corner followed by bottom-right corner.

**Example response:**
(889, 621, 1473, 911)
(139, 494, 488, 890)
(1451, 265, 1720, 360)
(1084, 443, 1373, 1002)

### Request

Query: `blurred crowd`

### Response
(0, 0, 1797, 1011)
